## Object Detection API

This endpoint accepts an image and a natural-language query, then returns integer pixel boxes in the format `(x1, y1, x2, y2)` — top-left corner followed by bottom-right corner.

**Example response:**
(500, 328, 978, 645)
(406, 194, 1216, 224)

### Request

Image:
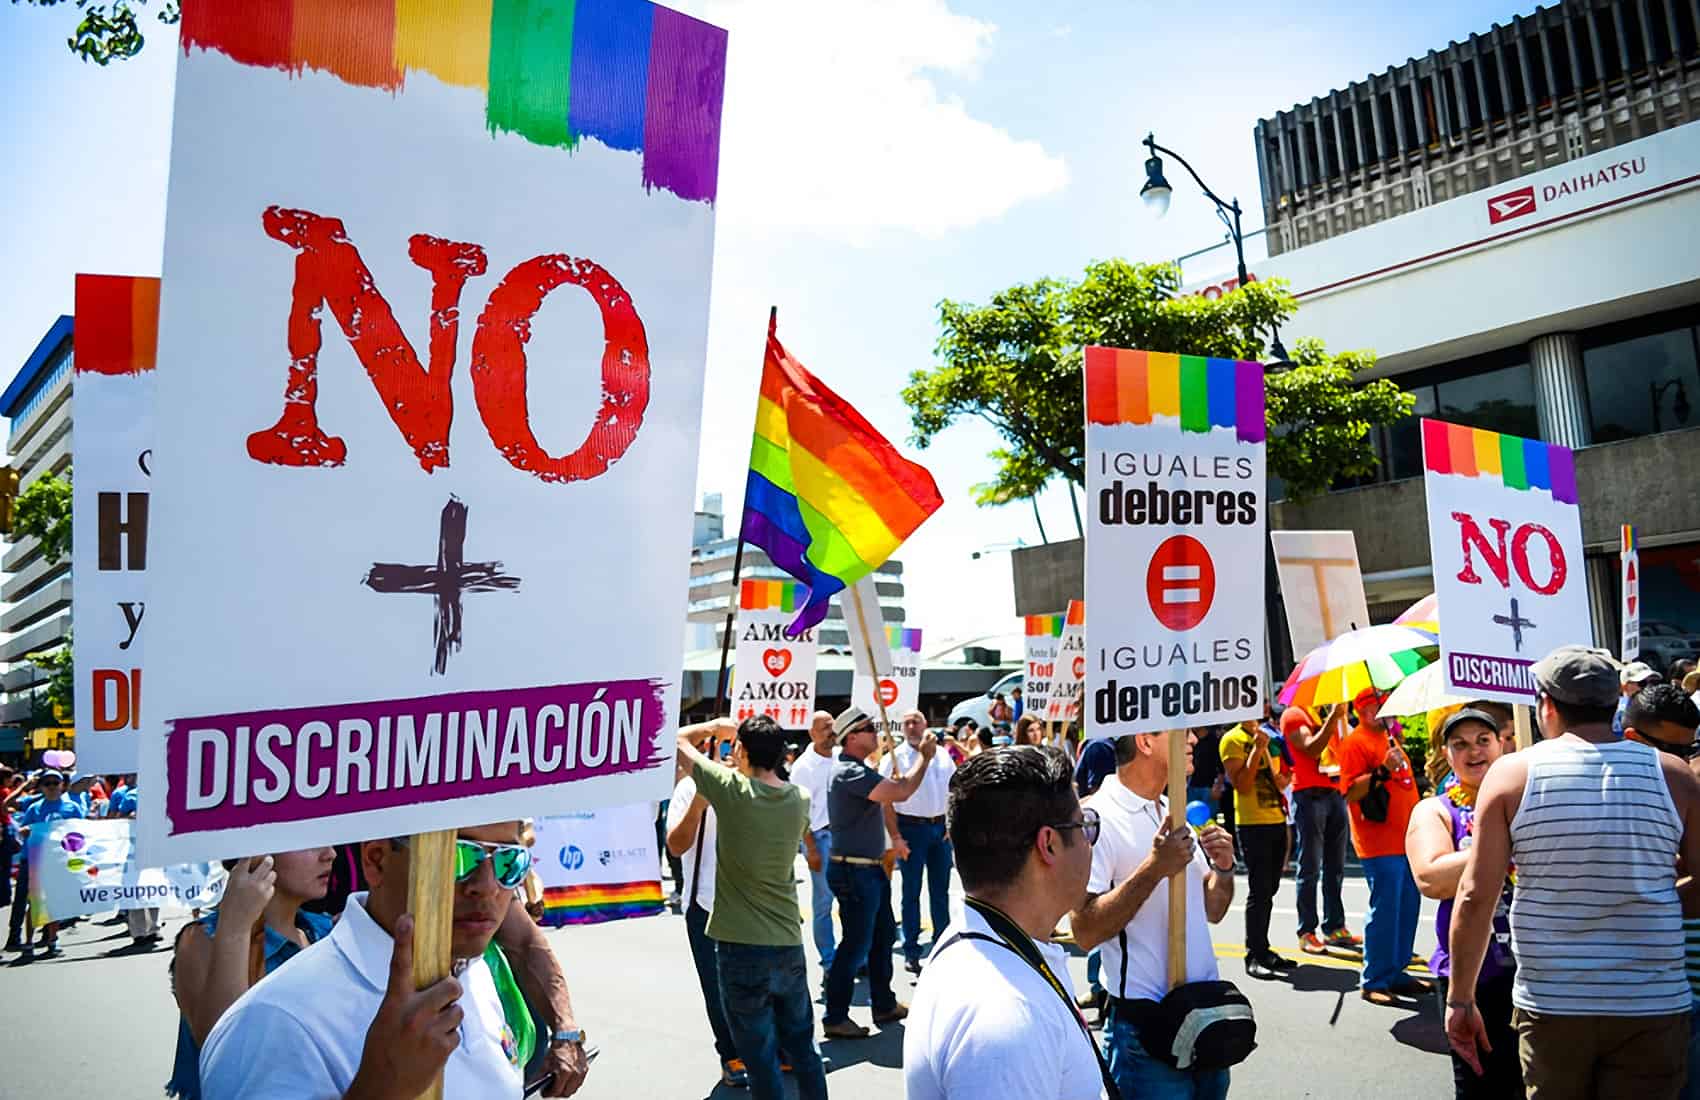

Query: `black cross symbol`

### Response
(364, 496, 520, 675)
(1491, 597, 1537, 653)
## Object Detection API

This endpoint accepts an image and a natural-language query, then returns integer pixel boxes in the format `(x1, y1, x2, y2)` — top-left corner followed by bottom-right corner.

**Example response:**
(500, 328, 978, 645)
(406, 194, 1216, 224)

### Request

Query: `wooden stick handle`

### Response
(1166, 727, 1188, 991)
(1514, 704, 1533, 751)
(408, 830, 457, 1100)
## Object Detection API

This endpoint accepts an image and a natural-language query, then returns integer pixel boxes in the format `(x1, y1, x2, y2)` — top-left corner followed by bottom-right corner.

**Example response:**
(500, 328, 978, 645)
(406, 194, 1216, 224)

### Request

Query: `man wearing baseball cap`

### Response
(1615, 660, 1663, 738)
(822, 706, 936, 1039)
(1448, 646, 1700, 1099)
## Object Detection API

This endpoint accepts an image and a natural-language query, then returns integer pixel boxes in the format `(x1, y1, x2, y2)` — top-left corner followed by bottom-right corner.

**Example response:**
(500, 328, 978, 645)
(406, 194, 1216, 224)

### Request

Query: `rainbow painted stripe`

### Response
(1623, 524, 1636, 554)
(1084, 346, 1266, 443)
(1065, 599, 1084, 627)
(743, 318, 943, 634)
(180, 0, 725, 203)
(1025, 613, 1064, 638)
(1420, 419, 1577, 504)
(539, 880, 664, 926)
(74, 274, 159, 376)
(740, 578, 807, 613)
(885, 626, 922, 652)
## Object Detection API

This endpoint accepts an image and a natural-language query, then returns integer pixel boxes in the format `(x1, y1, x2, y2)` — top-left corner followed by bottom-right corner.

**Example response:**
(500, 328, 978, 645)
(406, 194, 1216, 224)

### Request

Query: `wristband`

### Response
(552, 1028, 586, 1046)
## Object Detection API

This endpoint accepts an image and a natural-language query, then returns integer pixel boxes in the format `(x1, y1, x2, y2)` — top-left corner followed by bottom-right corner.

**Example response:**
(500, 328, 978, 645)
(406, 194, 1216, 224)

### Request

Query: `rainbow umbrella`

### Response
(1394, 592, 1439, 633)
(1278, 623, 1440, 710)
(1381, 662, 1471, 718)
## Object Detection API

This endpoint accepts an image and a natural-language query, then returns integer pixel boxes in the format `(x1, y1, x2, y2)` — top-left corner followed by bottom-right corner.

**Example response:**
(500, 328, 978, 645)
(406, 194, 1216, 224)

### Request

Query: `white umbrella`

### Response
(1381, 662, 1471, 718)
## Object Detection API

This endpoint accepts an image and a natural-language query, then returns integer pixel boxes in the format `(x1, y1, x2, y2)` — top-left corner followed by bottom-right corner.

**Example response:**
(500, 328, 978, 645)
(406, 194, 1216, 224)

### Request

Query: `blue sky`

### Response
(0, 0, 1541, 648)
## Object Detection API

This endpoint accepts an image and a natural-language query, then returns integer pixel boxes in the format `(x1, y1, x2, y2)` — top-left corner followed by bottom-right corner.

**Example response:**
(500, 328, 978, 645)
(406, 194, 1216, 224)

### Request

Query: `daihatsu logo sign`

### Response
(1487, 186, 1538, 225)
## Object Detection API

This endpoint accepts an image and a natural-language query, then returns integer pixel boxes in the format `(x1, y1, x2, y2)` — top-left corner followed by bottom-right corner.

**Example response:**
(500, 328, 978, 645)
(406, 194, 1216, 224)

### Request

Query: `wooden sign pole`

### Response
(408, 829, 457, 1100)
(1514, 704, 1534, 751)
(1166, 727, 1188, 991)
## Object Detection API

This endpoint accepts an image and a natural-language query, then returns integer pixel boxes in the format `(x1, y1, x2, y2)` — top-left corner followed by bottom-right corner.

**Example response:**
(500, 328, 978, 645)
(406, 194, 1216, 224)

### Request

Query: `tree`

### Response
(25, 640, 73, 728)
(902, 259, 1414, 505)
(17, 0, 178, 65)
(15, 468, 72, 565)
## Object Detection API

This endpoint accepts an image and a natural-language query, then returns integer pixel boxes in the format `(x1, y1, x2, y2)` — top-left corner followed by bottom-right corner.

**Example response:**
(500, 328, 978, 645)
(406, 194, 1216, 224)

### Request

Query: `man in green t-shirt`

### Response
(676, 715, 827, 1100)
(1220, 714, 1294, 980)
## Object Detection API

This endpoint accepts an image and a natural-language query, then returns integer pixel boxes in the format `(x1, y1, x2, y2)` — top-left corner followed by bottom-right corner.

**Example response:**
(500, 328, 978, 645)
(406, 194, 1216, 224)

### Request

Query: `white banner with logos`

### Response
(29, 818, 226, 924)
(532, 804, 663, 926)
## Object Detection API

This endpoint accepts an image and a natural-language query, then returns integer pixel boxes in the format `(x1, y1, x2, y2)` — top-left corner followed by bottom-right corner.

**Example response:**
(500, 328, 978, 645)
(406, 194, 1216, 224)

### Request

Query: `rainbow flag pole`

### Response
(712, 305, 779, 716)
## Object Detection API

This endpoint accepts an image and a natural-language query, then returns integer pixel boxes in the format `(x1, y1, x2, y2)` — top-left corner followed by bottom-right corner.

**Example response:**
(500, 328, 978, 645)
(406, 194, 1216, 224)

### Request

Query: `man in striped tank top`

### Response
(1448, 646, 1700, 1100)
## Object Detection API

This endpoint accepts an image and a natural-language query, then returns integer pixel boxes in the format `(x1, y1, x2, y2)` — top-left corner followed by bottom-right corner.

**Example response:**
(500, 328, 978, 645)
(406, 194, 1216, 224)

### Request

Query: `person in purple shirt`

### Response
(1406, 709, 1521, 1099)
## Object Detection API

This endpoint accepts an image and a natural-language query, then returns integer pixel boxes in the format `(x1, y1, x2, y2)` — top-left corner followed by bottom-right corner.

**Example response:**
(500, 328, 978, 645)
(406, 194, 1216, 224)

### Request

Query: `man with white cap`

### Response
(1615, 660, 1663, 738)
(1449, 645, 1700, 1099)
(822, 706, 936, 1039)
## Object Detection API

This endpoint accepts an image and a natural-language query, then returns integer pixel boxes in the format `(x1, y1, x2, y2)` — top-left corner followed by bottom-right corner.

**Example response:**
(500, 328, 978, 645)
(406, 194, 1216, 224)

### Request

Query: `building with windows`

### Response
(685, 492, 907, 653)
(1015, 0, 1700, 674)
(0, 316, 75, 749)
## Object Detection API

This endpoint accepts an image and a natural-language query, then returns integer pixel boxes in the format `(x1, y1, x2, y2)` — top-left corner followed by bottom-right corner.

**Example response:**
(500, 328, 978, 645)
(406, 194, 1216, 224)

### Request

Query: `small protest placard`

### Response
(1045, 601, 1086, 724)
(1023, 613, 1064, 719)
(733, 580, 818, 730)
(30, 818, 225, 924)
(853, 626, 922, 734)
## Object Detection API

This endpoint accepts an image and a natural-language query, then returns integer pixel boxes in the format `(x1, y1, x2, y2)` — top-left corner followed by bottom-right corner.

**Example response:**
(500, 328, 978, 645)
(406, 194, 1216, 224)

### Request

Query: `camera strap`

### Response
(936, 896, 1121, 1100)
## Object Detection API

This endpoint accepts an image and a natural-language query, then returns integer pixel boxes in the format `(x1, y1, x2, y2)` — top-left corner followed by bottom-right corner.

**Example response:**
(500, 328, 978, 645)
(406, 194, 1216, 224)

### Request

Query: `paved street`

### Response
(0, 857, 1450, 1098)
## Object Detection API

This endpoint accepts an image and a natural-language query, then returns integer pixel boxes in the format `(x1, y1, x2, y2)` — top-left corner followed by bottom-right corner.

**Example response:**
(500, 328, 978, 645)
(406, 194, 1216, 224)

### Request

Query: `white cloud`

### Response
(678, 0, 1068, 242)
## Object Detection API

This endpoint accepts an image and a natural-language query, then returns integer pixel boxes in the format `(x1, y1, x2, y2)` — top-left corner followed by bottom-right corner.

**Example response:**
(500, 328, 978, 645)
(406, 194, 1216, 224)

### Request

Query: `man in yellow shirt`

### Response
(1220, 713, 1294, 980)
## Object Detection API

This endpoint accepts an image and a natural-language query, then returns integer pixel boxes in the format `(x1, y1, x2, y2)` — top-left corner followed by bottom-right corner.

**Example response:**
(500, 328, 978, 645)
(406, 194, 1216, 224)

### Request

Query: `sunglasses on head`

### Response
(397, 837, 534, 888)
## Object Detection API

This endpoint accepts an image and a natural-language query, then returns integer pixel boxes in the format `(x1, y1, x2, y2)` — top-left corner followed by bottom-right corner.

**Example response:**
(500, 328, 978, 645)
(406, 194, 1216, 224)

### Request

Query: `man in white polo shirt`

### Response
(881, 708, 957, 974)
(904, 745, 1109, 1100)
(1070, 733, 1237, 1100)
(788, 710, 840, 975)
(199, 821, 540, 1099)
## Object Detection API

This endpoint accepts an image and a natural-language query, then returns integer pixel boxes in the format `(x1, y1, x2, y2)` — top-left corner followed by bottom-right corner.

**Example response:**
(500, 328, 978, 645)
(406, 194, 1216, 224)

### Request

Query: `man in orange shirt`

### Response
(1335, 687, 1424, 1006)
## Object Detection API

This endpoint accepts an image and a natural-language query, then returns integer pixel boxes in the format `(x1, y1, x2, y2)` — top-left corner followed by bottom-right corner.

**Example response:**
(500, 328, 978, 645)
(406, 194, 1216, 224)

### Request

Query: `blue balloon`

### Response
(1185, 800, 1213, 828)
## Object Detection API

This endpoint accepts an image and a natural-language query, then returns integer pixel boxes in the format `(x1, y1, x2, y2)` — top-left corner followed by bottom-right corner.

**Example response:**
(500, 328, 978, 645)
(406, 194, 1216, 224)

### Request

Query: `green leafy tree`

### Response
(16, 0, 179, 65)
(25, 639, 74, 727)
(16, 468, 72, 565)
(902, 259, 1414, 505)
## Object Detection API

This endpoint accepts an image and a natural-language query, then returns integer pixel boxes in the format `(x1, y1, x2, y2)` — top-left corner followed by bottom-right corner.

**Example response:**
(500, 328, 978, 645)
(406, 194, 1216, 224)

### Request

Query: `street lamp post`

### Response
(1141, 133, 1291, 367)
(1141, 132, 1294, 681)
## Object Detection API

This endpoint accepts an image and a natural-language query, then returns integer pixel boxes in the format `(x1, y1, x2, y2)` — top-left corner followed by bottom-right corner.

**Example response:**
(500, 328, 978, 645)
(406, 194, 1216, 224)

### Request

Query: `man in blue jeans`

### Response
(823, 706, 937, 1039)
(788, 710, 840, 976)
(1281, 704, 1362, 956)
(676, 715, 828, 1100)
(880, 709, 957, 975)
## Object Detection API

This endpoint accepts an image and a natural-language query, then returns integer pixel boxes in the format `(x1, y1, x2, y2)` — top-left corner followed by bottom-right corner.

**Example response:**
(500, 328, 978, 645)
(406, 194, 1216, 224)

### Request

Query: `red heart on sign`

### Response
(1073, 656, 1085, 679)
(763, 649, 792, 677)
(877, 679, 899, 707)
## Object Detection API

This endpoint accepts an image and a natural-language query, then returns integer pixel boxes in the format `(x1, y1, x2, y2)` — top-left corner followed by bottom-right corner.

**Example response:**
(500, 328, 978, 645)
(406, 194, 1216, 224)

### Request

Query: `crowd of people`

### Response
(8, 645, 1700, 1098)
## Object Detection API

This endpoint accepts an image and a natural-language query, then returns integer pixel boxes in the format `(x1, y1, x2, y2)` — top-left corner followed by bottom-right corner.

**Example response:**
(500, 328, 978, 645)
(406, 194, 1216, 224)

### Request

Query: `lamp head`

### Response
(1140, 150, 1173, 218)
(1265, 330, 1295, 373)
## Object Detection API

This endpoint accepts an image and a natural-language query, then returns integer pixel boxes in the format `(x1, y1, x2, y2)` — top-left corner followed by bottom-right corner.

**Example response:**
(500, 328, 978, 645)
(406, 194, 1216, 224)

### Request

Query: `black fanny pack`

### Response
(1112, 980, 1257, 1071)
(1116, 928, 1257, 1071)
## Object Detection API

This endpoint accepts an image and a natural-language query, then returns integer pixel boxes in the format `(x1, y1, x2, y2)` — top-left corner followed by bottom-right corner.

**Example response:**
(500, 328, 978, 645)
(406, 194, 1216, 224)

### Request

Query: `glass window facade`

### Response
(1583, 324, 1700, 443)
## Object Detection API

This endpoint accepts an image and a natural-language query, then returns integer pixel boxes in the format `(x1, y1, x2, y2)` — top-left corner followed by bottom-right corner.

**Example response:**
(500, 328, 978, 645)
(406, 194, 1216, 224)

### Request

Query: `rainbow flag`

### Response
(740, 578, 805, 613)
(74, 275, 159, 376)
(885, 626, 922, 652)
(742, 318, 943, 634)
(1025, 613, 1064, 637)
(540, 880, 665, 926)
(1622, 525, 1636, 554)
(1085, 347, 1265, 442)
(1420, 419, 1577, 504)
(179, 0, 725, 203)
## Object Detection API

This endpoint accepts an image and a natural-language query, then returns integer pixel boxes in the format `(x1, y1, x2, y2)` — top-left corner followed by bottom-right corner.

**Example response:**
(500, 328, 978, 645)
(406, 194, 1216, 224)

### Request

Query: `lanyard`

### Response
(959, 897, 1121, 1100)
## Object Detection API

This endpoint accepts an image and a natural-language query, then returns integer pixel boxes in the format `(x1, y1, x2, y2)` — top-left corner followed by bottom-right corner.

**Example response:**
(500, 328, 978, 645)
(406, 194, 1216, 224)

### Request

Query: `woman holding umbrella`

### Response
(1406, 708, 1522, 1099)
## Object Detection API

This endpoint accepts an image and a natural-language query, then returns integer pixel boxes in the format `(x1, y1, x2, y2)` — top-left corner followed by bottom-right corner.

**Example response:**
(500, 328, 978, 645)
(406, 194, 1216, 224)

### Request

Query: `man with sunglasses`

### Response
(905, 745, 1108, 1100)
(823, 705, 938, 1040)
(1624, 683, 1700, 763)
(1448, 647, 1700, 1100)
(200, 821, 542, 1099)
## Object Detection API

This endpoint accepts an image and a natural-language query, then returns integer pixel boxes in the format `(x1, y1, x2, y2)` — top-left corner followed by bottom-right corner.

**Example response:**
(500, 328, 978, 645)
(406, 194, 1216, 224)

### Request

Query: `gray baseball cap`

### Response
(1531, 645, 1621, 708)
(1620, 661, 1662, 686)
